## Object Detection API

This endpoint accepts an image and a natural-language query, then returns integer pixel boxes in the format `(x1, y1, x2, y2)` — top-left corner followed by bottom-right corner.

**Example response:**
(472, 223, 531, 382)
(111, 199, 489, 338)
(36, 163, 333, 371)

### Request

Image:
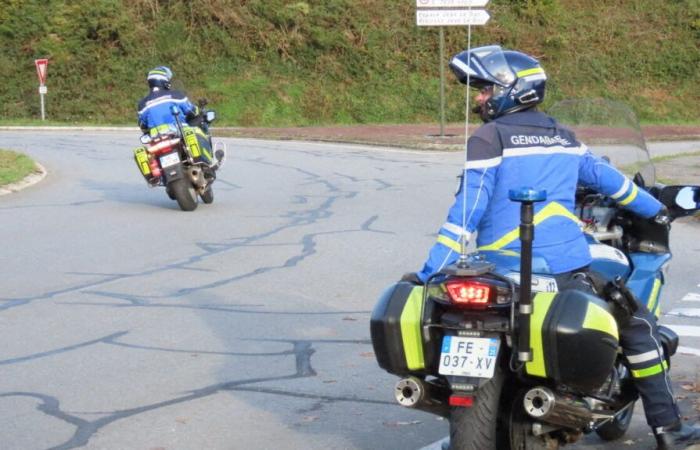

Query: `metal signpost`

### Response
(34, 58, 48, 121)
(416, 0, 490, 136)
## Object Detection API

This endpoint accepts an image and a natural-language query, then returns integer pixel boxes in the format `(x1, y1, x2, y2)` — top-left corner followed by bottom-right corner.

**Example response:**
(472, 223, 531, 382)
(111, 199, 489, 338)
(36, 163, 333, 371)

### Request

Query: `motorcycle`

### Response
(370, 99, 700, 449)
(133, 100, 222, 211)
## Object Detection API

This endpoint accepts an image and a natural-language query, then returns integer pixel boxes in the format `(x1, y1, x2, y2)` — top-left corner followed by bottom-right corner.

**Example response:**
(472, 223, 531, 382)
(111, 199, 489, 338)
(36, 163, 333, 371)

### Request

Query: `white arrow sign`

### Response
(416, 9, 490, 26)
(417, 0, 489, 7)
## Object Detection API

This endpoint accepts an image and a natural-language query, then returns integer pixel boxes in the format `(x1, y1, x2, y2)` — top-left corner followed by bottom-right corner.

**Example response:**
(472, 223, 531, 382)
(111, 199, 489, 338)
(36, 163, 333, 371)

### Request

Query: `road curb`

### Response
(0, 162, 47, 196)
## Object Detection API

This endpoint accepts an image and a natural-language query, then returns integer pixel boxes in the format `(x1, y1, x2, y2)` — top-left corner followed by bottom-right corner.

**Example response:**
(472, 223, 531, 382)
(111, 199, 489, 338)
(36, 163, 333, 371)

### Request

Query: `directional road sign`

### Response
(416, 9, 490, 26)
(416, 0, 489, 7)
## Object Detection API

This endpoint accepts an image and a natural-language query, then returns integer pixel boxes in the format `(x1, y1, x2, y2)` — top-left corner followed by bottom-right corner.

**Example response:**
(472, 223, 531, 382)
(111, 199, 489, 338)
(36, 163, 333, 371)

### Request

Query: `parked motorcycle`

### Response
(133, 101, 221, 211)
(371, 99, 700, 449)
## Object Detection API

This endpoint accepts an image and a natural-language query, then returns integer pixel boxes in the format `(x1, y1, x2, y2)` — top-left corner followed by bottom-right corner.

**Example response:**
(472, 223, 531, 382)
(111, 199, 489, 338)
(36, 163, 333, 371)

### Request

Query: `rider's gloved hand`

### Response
(400, 272, 424, 285)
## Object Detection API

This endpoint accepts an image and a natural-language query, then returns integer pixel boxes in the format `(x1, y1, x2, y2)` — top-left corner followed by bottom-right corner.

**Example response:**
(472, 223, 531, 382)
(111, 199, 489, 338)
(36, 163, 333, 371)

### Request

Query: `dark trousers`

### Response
(554, 270, 679, 428)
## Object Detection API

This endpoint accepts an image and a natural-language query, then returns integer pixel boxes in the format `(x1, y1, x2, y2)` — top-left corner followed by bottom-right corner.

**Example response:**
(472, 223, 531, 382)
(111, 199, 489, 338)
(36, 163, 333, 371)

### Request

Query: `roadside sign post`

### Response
(416, 0, 490, 136)
(34, 59, 48, 121)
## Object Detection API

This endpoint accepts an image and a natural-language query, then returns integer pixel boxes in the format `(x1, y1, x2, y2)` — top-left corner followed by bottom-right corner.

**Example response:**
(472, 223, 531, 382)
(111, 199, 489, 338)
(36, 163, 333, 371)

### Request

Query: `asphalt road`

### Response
(1, 131, 699, 450)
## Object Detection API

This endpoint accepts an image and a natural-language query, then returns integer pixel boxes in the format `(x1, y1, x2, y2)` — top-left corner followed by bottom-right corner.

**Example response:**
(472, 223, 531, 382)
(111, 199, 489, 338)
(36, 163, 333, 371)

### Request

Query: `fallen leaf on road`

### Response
(342, 317, 357, 321)
(383, 420, 422, 427)
(360, 352, 374, 358)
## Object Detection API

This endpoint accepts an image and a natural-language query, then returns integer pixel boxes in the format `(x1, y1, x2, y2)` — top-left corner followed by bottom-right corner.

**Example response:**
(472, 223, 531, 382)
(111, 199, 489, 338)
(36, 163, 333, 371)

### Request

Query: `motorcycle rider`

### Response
(406, 45, 698, 450)
(136, 66, 224, 171)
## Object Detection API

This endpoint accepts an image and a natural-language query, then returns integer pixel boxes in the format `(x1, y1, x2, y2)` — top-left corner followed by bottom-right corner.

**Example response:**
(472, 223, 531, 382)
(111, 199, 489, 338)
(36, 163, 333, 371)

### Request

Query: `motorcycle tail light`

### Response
(444, 279, 492, 309)
(449, 395, 473, 407)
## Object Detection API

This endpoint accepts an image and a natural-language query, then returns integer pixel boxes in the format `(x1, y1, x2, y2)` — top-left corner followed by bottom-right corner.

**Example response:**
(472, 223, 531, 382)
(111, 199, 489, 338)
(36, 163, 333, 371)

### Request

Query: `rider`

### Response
(136, 66, 224, 170)
(407, 45, 698, 450)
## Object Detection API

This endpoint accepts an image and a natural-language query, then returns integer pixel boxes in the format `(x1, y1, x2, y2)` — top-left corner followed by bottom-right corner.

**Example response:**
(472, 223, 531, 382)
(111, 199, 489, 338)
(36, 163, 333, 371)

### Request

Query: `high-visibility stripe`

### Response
(619, 184, 639, 206)
(517, 67, 545, 77)
(647, 278, 662, 314)
(442, 222, 472, 240)
(627, 349, 661, 364)
(400, 286, 425, 371)
(478, 202, 581, 251)
(138, 96, 190, 115)
(437, 235, 462, 253)
(631, 360, 668, 379)
(610, 178, 631, 200)
(526, 292, 557, 377)
(502, 145, 586, 158)
(582, 302, 618, 339)
(465, 157, 502, 169)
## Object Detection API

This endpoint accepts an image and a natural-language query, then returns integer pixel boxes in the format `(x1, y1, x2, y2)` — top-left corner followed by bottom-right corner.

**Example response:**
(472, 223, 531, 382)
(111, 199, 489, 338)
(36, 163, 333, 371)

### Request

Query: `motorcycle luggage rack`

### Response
(441, 260, 495, 277)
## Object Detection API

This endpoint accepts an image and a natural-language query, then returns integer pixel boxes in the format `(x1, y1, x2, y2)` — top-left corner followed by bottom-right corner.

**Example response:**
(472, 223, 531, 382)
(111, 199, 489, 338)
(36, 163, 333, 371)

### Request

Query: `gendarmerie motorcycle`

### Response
(133, 101, 221, 211)
(371, 99, 700, 449)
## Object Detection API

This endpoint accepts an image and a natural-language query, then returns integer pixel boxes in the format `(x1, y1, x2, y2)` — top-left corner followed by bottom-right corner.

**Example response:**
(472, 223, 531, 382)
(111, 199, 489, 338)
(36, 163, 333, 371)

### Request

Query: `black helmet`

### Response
(147, 66, 173, 90)
(449, 45, 546, 122)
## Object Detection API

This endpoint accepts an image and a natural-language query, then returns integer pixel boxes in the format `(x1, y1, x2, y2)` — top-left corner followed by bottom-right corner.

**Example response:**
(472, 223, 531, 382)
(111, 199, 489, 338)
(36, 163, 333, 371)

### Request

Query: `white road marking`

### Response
(678, 346, 700, 357)
(420, 437, 448, 450)
(666, 308, 700, 318)
(664, 324, 700, 338)
(683, 293, 700, 301)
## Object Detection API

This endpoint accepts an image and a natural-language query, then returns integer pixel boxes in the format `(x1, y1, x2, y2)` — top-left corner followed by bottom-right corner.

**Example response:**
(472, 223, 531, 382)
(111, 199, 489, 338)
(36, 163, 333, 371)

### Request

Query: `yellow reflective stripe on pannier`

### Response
(647, 278, 661, 315)
(631, 360, 668, 379)
(437, 235, 462, 253)
(400, 286, 425, 371)
(582, 302, 619, 339)
(134, 147, 150, 176)
(479, 202, 581, 251)
(618, 184, 639, 206)
(526, 292, 557, 378)
(183, 128, 201, 157)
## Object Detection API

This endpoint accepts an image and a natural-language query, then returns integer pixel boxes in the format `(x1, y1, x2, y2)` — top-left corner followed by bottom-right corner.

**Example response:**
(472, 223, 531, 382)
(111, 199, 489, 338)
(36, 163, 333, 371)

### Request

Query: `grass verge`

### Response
(0, 150, 37, 186)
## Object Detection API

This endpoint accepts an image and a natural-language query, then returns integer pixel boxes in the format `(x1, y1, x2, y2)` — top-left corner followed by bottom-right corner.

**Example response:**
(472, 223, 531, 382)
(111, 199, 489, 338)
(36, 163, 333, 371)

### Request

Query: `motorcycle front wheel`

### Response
(200, 185, 214, 204)
(170, 179, 198, 211)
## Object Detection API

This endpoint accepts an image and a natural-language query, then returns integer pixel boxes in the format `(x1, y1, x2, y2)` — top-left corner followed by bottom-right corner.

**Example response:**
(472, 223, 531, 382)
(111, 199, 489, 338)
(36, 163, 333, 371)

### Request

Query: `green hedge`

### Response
(0, 0, 698, 125)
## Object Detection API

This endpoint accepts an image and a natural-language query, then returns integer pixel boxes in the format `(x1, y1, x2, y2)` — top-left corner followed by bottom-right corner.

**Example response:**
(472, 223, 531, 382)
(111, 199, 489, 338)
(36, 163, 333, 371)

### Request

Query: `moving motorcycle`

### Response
(133, 101, 222, 211)
(370, 100, 700, 449)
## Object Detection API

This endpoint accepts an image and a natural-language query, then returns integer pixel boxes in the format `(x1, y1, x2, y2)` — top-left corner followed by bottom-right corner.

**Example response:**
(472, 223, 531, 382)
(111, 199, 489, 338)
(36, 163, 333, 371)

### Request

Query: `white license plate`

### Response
(159, 152, 180, 168)
(438, 336, 500, 378)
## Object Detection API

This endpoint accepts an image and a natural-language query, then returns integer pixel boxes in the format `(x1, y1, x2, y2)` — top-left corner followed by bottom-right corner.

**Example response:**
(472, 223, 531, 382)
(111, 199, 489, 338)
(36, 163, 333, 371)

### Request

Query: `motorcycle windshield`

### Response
(547, 98, 655, 187)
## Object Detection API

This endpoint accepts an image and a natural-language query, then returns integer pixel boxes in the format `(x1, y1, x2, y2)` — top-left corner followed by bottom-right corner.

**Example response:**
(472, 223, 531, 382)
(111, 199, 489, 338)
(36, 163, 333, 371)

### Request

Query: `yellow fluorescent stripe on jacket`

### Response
(478, 202, 581, 251)
(618, 184, 639, 206)
(437, 235, 462, 253)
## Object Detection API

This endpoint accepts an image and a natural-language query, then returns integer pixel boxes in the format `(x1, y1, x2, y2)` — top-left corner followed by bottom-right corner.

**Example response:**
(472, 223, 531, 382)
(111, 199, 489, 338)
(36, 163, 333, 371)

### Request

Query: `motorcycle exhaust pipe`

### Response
(523, 387, 596, 429)
(394, 377, 450, 418)
(187, 167, 207, 188)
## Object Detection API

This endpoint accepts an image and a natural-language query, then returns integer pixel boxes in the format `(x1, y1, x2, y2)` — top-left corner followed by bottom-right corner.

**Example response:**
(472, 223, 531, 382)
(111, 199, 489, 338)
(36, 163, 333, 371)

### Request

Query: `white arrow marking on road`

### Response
(664, 324, 700, 338)
(684, 293, 700, 301)
(666, 308, 700, 318)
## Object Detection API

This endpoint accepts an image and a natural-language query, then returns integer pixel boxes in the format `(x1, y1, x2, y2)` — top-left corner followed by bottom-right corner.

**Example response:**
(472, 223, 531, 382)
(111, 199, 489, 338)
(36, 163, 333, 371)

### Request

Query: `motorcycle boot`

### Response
(654, 421, 700, 450)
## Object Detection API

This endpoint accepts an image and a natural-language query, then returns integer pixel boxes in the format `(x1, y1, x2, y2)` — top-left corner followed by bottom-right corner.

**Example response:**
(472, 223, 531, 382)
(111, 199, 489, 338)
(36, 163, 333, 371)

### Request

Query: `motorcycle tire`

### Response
(595, 401, 635, 441)
(171, 179, 198, 211)
(449, 367, 504, 450)
(165, 186, 176, 200)
(200, 186, 214, 204)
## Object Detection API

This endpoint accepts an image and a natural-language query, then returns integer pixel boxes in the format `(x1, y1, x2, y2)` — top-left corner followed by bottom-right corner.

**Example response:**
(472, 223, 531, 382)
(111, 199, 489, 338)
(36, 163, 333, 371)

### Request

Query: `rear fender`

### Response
(162, 162, 185, 184)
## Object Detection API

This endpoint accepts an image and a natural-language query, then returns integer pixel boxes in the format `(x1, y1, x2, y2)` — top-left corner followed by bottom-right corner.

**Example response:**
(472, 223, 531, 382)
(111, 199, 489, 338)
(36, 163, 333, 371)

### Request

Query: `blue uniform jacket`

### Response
(137, 89, 198, 132)
(418, 110, 662, 282)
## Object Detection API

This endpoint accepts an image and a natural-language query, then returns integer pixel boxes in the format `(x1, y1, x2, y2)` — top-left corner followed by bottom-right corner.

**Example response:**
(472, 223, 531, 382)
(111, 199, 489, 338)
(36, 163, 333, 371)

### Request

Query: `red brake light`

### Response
(445, 280, 492, 308)
(449, 395, 474, 407)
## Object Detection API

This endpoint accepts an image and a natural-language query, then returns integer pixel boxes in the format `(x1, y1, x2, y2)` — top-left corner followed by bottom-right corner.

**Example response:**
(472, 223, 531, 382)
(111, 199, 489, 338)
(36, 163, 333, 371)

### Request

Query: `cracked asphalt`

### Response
(0, 131, 698, 450)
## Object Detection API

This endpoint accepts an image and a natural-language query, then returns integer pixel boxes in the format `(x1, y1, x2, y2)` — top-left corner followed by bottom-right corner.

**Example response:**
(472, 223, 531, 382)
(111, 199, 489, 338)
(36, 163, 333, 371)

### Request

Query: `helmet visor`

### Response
(450, 45, 516, 88)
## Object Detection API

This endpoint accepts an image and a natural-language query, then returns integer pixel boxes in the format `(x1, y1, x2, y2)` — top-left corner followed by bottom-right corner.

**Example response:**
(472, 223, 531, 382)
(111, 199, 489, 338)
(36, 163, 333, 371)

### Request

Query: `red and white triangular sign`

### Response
(35, 59, 48, 85)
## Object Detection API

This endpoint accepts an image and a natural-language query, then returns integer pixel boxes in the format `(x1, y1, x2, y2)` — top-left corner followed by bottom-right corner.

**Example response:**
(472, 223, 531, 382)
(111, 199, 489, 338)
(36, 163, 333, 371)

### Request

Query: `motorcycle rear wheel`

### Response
(595, 401, 635, 441)
(171, 179, 198, 211)
(449, 368, 556, 450)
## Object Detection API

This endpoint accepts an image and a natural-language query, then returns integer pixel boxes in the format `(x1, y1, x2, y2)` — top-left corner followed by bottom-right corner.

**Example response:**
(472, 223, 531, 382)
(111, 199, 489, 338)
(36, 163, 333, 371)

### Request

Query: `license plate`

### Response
(438, 336, 500, 378)
(159, 152, 180, 168)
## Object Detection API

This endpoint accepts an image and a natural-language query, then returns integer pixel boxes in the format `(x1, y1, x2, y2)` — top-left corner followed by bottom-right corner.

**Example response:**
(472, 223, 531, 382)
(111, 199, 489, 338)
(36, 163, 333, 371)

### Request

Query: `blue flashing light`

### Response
(508, 188, 547, 202)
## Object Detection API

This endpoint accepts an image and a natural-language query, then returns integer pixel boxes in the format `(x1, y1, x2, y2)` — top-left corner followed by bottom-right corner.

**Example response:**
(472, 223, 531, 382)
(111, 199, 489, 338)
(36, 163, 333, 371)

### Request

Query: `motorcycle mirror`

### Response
(170, 105, 180, 116)
(205, 110, 216, 123)
(140, 134, 151, 144)
(659, 185, 700, 217)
